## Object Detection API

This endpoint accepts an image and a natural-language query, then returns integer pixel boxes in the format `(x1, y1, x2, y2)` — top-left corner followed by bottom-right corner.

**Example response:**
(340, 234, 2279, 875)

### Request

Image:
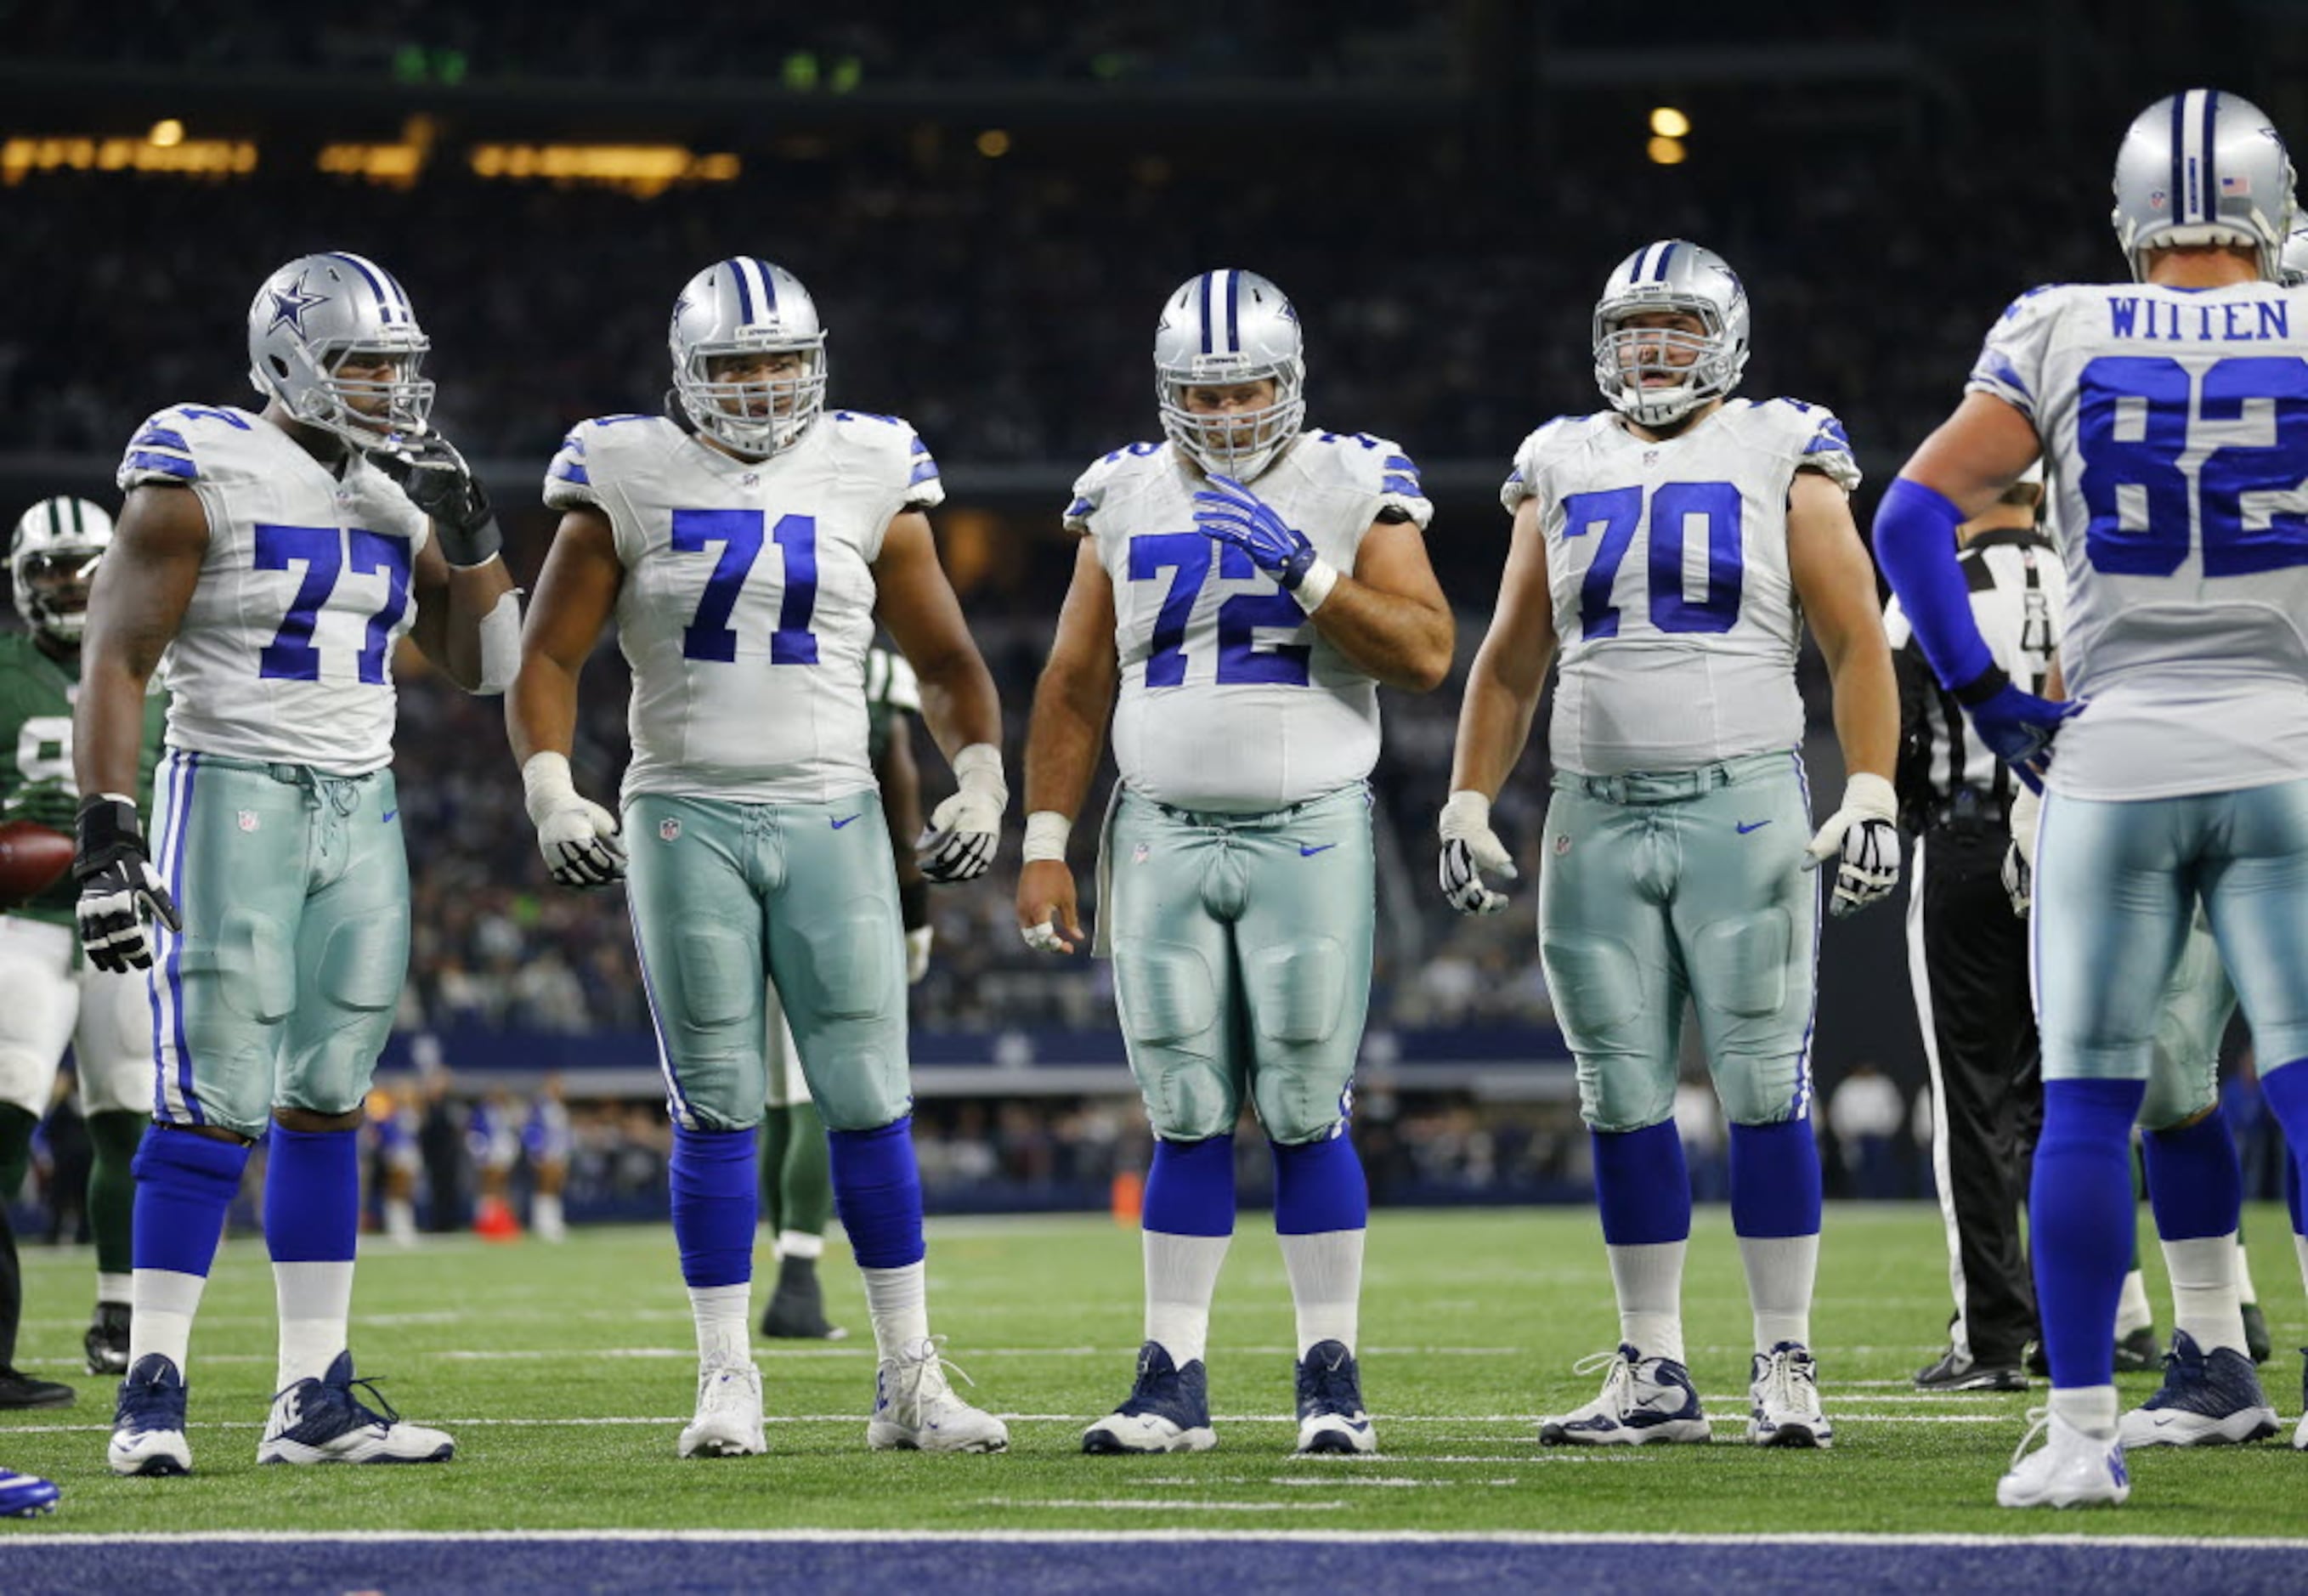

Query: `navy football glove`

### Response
(1191, 473, 1321, 593)
(73, 795, 181, 973)
(367, 428, 503, 568)
(1958, 668, 2083, 794)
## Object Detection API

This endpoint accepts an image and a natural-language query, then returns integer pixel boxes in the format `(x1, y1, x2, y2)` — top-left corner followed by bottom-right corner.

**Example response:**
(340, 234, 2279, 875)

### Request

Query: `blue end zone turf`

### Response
(1, 1533, 2302, 1595)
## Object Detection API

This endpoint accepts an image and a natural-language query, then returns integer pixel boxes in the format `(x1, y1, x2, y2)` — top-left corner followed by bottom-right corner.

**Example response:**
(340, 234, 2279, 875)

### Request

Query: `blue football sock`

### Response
(1728, 1118, 1822, 1239)
(828, 1118, 925, 1270)
(2032, 1078, 2147, 1389)
(668, 1124, 759, 1290)
(263, 1126, 359, 1264)
(1592, 1121, 1691, 1247)
(132, 1130, 251, 1278)
(1272, 1132, 1367, 1236)
(2141, 1106, 2243, 1242)
(1144, 1135, 1236, 1237)
(2261, 1061, 2308, 1238)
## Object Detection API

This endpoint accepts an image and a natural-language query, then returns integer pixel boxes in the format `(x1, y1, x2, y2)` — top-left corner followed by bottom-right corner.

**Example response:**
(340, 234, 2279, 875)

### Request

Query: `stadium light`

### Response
(468, 144, 740, 199)
(3, 134, 256, 184)
(976, 129, 1012, 158)
(1647, 135, 1688, 167)
(1649, 106, 1690, 139)
(148, 118, 185, 148)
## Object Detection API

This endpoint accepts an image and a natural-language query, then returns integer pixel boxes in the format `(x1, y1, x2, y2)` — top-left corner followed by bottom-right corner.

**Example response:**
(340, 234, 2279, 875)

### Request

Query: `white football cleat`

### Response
(257, 1352, 453, 1464)
(868, 1336, 1009, 1453)
(1997, 1408, 2130, 1508)
(1539, 1344, 1711, 1446)
(1748, 1341, 1834, 1449)
(678, 1361, 767, 1458)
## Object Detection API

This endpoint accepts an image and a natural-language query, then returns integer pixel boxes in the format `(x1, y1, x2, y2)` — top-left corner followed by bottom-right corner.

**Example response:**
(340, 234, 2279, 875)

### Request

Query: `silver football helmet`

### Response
(669, 258, 828, 458)
(9, 496, 114, 642)
(1154, 269, 1306, 480)
(246, 252, 434, 446)
(2112, 89, 2294, 282)
(1592, 241, 1751, 428)
(2281, 216, 2308, 286)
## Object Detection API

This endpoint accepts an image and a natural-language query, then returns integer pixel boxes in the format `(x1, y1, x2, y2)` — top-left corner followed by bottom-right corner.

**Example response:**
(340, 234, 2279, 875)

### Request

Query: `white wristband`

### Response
(1439, 789, 1493, 838)
(1839, 771, 1898, 823)
(520, 750, 580, 826)
(951, 741, 1006, 801)
(1291, 556, 1340, 614)
(1022, 811, 1072, 863)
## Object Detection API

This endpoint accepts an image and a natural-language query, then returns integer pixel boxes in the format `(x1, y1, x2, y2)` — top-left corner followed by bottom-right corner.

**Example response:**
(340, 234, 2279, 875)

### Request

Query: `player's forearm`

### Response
(1307, 580, 1454, 693)
(1448, 646, 1547, 799)
(505, 650, 582, 766)
(426, 558, 518, 692)
(1826, 639, 1899, 781)
(1021, 666, 1113, 823)
(911, 647, 1003, 764)
(72, 659, 156, 805)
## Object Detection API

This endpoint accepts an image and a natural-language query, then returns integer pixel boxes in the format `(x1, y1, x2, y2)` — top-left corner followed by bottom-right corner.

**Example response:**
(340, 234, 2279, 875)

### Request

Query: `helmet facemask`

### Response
(1157, 356, 1306, 482)
(1593, 303, 1739, 429)
(263, 332, 435, 448)
(674, 336, 828, 459)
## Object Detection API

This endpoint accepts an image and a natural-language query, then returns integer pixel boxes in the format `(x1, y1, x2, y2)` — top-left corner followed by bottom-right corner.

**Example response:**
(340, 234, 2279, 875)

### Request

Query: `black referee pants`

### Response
(1904, 823, 2041, 1367)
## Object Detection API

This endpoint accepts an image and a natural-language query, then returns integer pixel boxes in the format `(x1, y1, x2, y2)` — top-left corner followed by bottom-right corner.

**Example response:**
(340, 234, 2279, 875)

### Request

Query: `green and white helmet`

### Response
(9, 495, 114, 642)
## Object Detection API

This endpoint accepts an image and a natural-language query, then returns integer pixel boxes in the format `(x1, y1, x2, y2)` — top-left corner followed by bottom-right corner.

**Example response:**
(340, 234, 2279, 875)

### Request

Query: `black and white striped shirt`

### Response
(1883, 527, 2062, 822)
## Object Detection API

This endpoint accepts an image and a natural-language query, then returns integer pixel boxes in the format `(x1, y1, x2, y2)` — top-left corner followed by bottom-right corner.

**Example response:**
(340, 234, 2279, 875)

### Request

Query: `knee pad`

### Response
(1541, 931, 1646, 1044)
(1575, 1056, 1677, 1135)
(1687, 908, 1794, 1020)
(1715, 1053, 1809, 1129)
(1245, 937, 1344, 1046)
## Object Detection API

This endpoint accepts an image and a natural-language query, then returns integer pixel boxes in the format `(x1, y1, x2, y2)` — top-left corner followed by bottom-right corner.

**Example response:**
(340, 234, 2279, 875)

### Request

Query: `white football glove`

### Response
(2003, 783, 2042, 918)
(522, 752, 626, 891)
(906, 925, 933, 984)
(1438, 790, 1516, 914)
(918, 743, 1005, 885)
(1803, 772, 1901, 918)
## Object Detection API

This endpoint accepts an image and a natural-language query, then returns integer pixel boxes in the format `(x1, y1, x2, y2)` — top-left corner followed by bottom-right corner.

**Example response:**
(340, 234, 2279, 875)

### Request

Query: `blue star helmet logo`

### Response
(268, 271, 329, 337)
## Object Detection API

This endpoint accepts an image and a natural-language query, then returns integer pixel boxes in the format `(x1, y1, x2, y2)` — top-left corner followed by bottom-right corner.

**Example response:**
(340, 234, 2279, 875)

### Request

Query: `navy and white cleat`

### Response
(1540, 1344, 1711, 1446)
(1293, 1339, 1376, 1455)
(257, 1351, 454, 1464)
(1083, 1340, 1216, 1454)
(2118, 1330, 2279, 1448)
(0, 1469, 59, 1517)
(1998, 1408, 2129, 1508)
(2294, 1349, 2306, 1452)
(678, 1360, 767, 1458)
(1749, 1341, 1834, 1449)
(868, 1336, 1008, 1453)
(109, 1353, 191, 1477)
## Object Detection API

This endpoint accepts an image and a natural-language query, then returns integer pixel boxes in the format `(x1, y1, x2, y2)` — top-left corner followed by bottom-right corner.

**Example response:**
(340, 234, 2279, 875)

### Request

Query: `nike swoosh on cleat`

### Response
(830, 814, 862, 829)
(1300, 843, 1338, 857)
(1736, 820, 1770, 834)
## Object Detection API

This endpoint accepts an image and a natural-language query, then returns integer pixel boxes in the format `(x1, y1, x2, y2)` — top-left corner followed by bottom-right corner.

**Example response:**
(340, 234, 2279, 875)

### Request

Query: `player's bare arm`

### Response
(1436, 496, 1554, 914)
(506, 507, 628, 890)
(407, 535, 516, 691)
(1787, 469, 1898, 784)
(872, 509, 1006, 884)
(1016, 539, 1121, 952)
(75, 483, 207, 801)
(1894, 392, 2043, 519)
(1304, 517, 1453, 692)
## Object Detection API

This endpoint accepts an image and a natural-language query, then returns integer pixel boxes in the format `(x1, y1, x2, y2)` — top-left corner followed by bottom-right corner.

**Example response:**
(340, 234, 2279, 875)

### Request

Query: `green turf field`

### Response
(2, 1203, 2301, 1537)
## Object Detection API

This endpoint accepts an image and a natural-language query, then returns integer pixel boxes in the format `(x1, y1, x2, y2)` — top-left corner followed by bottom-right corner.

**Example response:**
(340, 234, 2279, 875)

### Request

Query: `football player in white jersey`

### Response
(1017, 269, 1451, 1456)
(1877, 89, 2308, 1504)
(1445, 241, 1899, 1452)
(71, 252, 520, 1476)
(509, 257, 1011, 1457)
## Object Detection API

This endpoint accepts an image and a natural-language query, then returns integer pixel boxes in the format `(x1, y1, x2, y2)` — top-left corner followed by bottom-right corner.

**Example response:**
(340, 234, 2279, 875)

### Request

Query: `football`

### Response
(0, 819, 76, 908)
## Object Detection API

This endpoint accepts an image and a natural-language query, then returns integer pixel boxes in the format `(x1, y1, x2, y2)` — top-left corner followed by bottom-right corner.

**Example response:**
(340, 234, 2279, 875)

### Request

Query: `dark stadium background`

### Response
(0, 1, 2296, 1225)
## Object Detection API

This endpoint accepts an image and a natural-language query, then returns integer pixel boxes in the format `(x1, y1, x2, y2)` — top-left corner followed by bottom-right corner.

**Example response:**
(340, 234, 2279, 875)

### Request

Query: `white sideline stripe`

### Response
(0, 1411, 2064, 1436)
(5, 1530, 2306, 1548)
(975, 1500, 1352, 1513)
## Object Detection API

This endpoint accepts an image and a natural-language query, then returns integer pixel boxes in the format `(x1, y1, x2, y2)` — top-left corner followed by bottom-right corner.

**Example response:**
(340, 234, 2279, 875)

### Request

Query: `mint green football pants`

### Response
(623, 791, 908, 1134)
(1104, 783, 1374, 1146)
(1537, 750, 1818, 1134)
(147, 750, 408, 1137)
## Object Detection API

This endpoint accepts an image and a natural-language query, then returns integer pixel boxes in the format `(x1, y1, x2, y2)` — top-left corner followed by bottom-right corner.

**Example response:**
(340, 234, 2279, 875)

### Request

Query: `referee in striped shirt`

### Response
(1883, 464, 2059, 1392)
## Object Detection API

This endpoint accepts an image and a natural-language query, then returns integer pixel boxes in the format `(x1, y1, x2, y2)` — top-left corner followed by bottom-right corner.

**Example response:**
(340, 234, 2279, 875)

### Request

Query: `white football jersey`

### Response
(1067, 433, 1432, 812)
(1968, 281, 2308, 799)
(116, 405, 429, 774)
(1502, 399, 1861, 777)
(545, 410, 942, 806)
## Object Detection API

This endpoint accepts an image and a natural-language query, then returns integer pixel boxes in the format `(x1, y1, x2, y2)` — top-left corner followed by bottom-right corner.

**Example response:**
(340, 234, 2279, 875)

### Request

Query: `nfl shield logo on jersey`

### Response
(659, 818, 682, 842)
(237, 810, 259, 833)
